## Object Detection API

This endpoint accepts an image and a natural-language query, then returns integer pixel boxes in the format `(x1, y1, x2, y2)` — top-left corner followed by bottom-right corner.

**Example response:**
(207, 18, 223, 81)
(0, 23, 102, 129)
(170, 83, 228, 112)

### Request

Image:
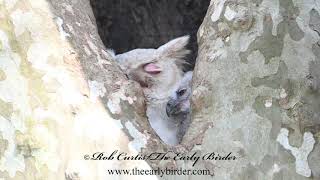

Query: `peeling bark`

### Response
(190, 0, 320, 179)
(0, 0, 165, 179)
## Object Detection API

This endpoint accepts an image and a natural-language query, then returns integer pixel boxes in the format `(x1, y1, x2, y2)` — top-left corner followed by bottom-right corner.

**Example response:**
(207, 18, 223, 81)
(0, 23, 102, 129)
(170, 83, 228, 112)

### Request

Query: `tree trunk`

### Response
(0, 0, 319, 180)
(190, 0, 320, 179)
(0, 0, 163, 179)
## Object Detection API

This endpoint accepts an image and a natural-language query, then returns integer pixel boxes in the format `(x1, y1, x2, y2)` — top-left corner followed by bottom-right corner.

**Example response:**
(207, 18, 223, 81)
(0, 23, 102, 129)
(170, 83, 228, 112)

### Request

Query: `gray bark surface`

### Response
(189, 0, 320, 179)
(0, 0, 164, 179)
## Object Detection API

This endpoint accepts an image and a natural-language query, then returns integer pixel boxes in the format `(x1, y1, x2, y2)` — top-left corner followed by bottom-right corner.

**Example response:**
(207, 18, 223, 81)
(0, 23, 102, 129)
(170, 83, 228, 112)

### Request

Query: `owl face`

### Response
(115, 36, 190, 89)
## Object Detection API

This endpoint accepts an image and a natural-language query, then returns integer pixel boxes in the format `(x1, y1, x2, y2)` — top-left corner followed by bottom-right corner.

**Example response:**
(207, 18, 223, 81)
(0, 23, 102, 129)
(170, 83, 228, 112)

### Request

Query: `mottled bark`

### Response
(189, 0, 320, 179)
(0, 0, 165, 179)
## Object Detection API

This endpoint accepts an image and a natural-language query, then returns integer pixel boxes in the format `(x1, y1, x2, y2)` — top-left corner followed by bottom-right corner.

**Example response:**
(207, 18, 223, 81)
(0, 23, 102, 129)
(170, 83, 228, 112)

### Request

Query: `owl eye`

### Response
(143, 63, 162, 74)
(177, 88, 186, 96)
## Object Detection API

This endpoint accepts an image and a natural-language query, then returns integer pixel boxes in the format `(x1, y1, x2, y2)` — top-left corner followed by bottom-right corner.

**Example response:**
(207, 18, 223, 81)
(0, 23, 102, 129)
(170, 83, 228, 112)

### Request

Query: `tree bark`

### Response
(190, 0, 320, 179)
(0, 0, 164, 179)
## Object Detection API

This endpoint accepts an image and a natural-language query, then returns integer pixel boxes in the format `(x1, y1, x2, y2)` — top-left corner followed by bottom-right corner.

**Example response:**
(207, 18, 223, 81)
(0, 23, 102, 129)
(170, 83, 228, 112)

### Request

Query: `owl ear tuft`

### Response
(157, 35, 190, 59)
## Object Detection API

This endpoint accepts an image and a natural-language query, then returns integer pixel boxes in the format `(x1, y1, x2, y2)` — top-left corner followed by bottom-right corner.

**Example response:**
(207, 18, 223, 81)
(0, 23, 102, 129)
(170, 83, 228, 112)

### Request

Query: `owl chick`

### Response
(114, 36, 190, 145)
(166, 71, 192, 143)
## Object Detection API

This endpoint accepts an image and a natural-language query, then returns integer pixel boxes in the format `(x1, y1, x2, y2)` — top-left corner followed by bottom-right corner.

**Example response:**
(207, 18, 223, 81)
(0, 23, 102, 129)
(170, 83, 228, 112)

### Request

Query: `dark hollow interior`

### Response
(90, 0, 209, 71)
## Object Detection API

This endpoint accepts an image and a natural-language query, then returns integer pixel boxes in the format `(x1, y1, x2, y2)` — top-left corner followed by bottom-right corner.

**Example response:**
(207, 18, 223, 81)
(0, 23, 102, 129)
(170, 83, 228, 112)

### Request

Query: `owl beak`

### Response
(166, 99, 178, 117)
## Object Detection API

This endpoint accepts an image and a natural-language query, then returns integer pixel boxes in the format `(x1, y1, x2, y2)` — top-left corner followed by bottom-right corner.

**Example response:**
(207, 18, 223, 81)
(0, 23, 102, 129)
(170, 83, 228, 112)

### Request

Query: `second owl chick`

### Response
(166, 71, 192, 143)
